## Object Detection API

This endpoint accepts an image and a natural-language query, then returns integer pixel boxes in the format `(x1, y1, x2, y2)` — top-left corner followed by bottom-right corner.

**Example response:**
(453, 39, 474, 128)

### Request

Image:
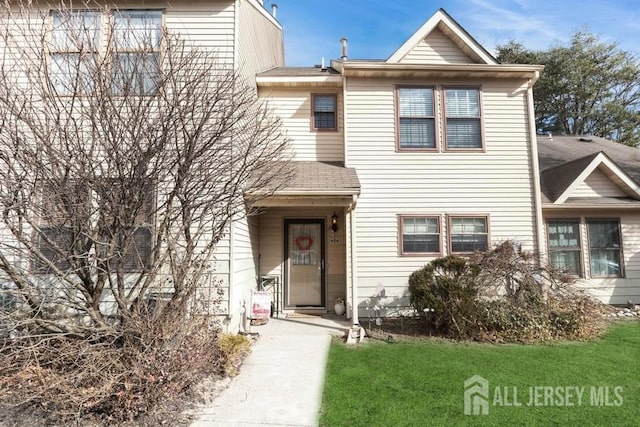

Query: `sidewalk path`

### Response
(191, 316, 349, 427)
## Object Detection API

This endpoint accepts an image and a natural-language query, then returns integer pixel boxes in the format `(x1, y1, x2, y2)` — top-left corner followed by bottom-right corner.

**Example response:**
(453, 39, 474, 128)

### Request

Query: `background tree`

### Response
(0, 1, 291, 419)
(497, 33, 640, 146)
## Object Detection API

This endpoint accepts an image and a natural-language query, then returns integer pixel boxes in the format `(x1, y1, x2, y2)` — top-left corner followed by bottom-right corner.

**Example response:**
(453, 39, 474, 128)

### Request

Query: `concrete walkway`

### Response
(191, 315, 350, 427)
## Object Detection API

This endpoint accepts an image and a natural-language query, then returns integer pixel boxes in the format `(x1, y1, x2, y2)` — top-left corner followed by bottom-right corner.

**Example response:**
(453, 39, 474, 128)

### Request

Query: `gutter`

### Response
(338, 62, 545, 79)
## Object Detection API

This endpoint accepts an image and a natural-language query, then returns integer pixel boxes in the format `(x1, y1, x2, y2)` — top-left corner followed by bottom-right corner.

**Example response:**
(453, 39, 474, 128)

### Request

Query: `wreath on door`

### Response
(295, 235, 313, 251)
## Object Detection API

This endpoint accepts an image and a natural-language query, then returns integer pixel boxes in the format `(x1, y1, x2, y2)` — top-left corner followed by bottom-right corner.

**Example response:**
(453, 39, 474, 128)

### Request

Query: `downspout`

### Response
(526, 72, 545, 263)
(349, 197, 358, 326)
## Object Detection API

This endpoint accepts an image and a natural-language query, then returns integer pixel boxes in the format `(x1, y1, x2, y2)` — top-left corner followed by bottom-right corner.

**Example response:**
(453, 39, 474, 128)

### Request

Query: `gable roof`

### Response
(537, 136, 640, 205)
(386, 8, 497, 65)
(540, 152, 600, 202)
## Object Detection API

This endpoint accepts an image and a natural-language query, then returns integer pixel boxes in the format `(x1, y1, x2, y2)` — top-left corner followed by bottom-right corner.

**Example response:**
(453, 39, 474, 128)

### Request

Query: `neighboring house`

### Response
(0, 0, 284, 333)
(538, 135, 640, 305)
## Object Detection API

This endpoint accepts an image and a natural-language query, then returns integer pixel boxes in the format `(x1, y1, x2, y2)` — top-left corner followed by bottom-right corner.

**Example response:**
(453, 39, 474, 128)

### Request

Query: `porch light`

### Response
(331, 212, 339, 233)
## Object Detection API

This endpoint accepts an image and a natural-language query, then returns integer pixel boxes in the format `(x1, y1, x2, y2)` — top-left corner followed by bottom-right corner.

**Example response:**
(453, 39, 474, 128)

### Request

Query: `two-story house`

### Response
(253, 9, 544, 323)
(248, 8, 640, 328)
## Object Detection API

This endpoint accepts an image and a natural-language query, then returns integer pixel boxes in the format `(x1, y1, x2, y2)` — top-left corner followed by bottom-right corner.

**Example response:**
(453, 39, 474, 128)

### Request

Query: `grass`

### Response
(320, 321, 640, 426)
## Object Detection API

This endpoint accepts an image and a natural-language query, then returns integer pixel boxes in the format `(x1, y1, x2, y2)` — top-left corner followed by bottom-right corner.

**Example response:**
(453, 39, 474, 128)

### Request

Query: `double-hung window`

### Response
(449, 216, 488, 253)
(397, 87, 436, 149)
(588, 219, 623, 277)
(97, 182, 154, 272)
(444, 87, 482, 149)
(547, 219, 582, 276)
(34, 182, 90, 273)
(49, 10, 100, 95)
(312, 94, 337, 130)
(111, 10, 162, 95)
(400, 216, 440, 255)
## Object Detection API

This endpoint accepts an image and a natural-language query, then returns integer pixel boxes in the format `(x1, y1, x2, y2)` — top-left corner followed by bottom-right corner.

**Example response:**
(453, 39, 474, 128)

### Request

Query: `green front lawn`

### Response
(320, 322, 640, 426)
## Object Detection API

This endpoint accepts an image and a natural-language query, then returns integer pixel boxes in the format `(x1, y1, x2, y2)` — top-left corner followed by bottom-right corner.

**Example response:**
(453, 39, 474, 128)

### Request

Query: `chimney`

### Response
(321, 57, 327, 71)
(340, 37, 348, 60)
(271, 3, 277, 18)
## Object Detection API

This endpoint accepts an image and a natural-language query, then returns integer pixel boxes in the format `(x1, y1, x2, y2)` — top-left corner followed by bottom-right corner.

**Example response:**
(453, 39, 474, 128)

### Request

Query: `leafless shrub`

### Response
(409, 242, 608, 343)
(0, 1, 290, 420)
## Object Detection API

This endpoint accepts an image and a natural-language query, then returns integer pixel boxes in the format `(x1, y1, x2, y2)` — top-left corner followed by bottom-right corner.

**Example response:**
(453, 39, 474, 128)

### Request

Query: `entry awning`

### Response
(252, 161, 360, 207)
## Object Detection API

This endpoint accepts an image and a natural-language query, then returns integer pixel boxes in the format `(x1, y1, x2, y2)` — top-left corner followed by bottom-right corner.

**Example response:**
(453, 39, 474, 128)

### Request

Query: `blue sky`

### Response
(270, 0, 640, 66)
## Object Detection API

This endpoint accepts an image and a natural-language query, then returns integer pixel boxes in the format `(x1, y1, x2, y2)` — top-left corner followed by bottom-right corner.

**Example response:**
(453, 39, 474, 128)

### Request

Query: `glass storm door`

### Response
(285, 219, 325, 307)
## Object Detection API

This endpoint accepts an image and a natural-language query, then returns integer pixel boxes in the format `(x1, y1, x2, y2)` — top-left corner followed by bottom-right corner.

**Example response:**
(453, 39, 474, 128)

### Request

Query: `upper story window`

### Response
(449, 216, 488, 253)
(312, 94, 337, 130)
(49, 10, 100, 95)
(397, 87, 436, 150)
(547, 219, 582, 276)
(48, 9, 162, 96)
(111, 10, 162, 95)
(400, 216, 440, 255)
(588, 219, 623, 277)
(444, 87, 482, 150)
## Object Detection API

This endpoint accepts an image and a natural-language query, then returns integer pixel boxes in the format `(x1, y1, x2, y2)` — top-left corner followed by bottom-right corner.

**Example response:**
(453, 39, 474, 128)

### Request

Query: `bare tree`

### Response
(0, 1, 290, 418)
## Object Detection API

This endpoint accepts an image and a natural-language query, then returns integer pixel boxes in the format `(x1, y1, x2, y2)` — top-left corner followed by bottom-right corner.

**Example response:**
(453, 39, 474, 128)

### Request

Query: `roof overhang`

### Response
(252, 193, 358, 208)
(543, 202, 640, 210)
(332, 61, 544, 81)
(256, 75, 343, 88)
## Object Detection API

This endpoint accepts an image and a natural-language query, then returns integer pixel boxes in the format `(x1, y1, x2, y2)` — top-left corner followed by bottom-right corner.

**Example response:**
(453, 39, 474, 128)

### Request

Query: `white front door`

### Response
(285, 219, 325, 307)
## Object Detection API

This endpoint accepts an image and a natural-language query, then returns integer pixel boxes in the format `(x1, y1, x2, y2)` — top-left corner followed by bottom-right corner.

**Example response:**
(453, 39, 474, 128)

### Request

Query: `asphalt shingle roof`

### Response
(257, 67, 341, 77)
(537, 135, 640, 203)
(280, 161, 360, 194)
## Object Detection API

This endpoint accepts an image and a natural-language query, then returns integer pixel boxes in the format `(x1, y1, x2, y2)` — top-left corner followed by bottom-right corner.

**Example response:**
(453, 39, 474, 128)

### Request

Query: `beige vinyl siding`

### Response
(572, 169, 628, 198)
(399, 28, 473, 64)
(259, 88, 345, 162)
(224, 213, 259, 332)
(236, 0, 283, 84)
(164, 0, 235, 64)
(542, 211, 640, 304)
(258, 207, 347, 310)
(344, 77, 537, 312)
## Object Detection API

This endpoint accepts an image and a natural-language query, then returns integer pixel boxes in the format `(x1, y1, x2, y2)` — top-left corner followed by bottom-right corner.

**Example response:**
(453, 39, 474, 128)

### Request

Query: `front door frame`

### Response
(283, 218, 326, 307)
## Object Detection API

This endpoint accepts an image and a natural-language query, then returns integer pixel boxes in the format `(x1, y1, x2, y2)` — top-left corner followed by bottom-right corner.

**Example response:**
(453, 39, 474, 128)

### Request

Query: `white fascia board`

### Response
(555, 153, 640, 204)
(386, 9, 497, 65)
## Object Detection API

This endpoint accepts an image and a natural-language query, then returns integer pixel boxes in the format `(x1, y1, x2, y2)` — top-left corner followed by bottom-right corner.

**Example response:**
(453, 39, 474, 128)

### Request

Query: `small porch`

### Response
(252, 161, 360, 319)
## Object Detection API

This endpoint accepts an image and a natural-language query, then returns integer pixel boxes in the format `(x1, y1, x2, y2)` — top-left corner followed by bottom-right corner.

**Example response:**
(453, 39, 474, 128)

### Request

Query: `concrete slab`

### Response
(191, 316, 349, 427)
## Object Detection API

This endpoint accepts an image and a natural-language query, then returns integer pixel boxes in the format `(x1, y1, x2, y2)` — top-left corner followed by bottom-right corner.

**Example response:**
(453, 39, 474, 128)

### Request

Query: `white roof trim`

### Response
(555, 153, 640, 204)
(386, 9, 496, 65)
(256, 75, 343, 86)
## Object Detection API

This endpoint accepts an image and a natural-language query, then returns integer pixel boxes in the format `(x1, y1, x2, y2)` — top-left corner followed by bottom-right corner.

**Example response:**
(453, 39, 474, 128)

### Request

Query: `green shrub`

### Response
(408, 256, 480, 340)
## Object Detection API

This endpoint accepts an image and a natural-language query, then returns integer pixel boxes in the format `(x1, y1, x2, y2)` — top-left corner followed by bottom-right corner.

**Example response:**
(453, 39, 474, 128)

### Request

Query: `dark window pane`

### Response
(399, 118, 435, 148)
(450, 217, 488, 253)
(35, 227, 74, 273)
(313, 95, 336, 129)
(446, 118, 481, 148)
(402, 217, 439, 253)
